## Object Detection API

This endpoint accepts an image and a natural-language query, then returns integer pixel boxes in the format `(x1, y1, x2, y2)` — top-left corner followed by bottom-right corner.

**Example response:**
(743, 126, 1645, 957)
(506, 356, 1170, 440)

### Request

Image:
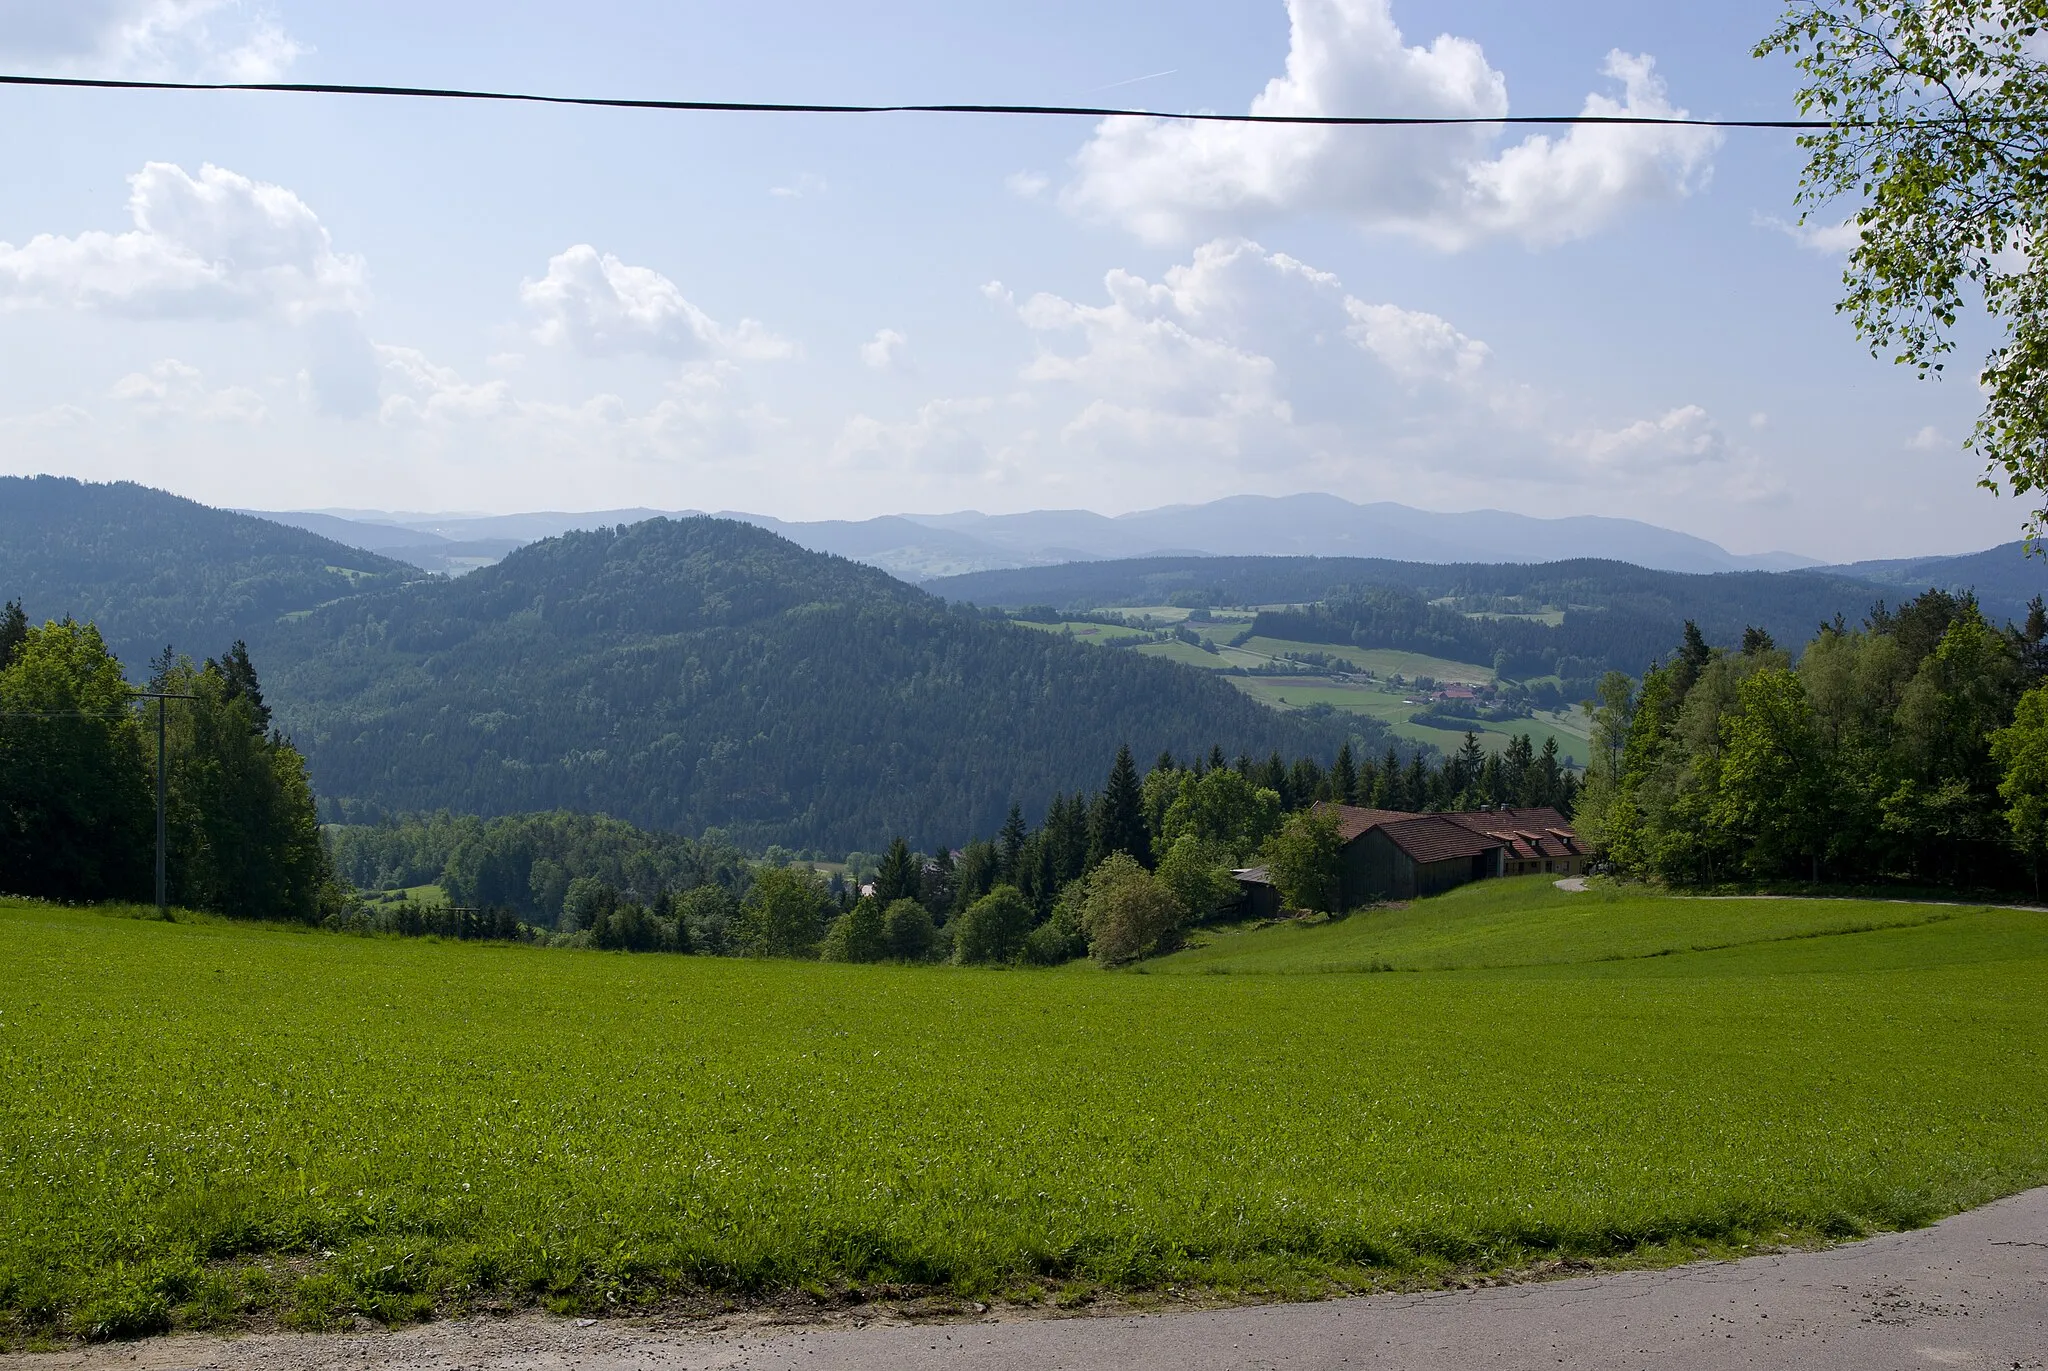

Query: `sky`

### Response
(0, 0, 2023, 560)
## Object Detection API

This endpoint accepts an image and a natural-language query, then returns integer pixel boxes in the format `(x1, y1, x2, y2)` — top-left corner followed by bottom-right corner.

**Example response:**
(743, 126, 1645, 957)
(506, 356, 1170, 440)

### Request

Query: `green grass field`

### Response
(1155, 876, 1980, 973)
(4, 887, 2045, 1343)
(1221, 676, 1588, 762)
(1013, 620, 1154, 644)
(1233, 639, 1495, 686)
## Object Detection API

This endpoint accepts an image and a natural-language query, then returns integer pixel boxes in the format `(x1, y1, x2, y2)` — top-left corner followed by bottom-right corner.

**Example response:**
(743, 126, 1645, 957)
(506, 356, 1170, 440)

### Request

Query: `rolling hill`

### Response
(255, 518, 1367, 849)
(0, 476, 415, 667)
(925, 553, 2048, 688)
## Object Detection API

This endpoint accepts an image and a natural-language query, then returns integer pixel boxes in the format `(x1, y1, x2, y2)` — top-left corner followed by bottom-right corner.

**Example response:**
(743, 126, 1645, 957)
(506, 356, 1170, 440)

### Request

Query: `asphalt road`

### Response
(12, 1187, 2045, 1370)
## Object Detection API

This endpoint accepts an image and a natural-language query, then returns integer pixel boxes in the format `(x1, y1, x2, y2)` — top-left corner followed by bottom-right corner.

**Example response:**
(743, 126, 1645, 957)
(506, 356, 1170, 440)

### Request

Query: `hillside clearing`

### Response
(3, 890, 2044, 1343)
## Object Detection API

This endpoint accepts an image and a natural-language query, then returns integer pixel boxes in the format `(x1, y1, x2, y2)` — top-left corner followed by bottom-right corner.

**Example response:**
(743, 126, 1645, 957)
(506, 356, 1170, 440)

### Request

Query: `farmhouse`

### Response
(1318, 803, 1587, 907)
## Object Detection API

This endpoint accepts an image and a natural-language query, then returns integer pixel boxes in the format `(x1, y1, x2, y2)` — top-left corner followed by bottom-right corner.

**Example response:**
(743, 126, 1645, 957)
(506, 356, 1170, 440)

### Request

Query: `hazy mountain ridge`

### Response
(248, 493, 1827, 581)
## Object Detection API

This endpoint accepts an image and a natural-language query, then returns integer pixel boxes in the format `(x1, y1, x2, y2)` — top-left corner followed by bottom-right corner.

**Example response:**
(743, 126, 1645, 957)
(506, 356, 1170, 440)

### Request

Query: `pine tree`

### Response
(1091, 744, 1151, 867)
(0, 599, 27, 671)
(874, 836, 920, 905)
(211, 640, 271, 732)
(1535, 736, 1564, 809)
(998, 804, 1028, 883)
(1504, 733, 1536, 806)
(1380, 747, 1403, 809)
(1404, 754, 1430, 812)
(1332, 742, 1358, 805)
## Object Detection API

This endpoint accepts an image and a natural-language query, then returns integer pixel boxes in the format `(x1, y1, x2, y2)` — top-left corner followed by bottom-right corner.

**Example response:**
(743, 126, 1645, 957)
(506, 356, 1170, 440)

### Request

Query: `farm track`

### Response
(11, 1187, 2045, 1370)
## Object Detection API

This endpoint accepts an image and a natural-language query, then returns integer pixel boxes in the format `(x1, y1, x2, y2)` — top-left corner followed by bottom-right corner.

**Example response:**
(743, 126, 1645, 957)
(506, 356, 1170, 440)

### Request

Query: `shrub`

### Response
(1082, 855, 1184, 966)
(882, 897, 936, 962)
(738, 866, 829, 959)
(1263, 808, 1343, 913)
(1020, 881, 1088, 966)
(675, 884, 738, 955)
(820, 899, 889, 963)
(1154, 833, 1240, 924)
(953, 885, 1034, 965)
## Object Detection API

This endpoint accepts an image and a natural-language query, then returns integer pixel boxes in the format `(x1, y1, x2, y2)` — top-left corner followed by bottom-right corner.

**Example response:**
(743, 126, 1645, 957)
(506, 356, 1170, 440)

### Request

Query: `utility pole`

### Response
(140, 690, 194, 919)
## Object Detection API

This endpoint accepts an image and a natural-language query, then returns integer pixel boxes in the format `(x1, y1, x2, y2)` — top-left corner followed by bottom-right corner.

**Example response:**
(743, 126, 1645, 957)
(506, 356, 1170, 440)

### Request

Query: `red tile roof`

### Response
(1440, 807, 1582, 861)
(1376, 815, 1505, 865)
(1317, 803, 1582, 864)
(1314, 802, 1420, 842)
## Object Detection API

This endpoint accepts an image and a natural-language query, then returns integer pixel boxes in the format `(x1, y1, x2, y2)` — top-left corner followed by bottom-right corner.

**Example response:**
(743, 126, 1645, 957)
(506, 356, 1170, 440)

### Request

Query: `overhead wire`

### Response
(0, 72, 1873, 128)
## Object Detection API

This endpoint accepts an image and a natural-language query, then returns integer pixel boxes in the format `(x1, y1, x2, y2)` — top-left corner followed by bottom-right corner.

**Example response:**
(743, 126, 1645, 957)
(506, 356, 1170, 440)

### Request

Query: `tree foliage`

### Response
(1583, 591, 2048, 886)
(1081, 854, 1184, 965)
(1262, 807, 1345, 914)
(1760, 1, 2048, 536)
(0, 620, 339, 918)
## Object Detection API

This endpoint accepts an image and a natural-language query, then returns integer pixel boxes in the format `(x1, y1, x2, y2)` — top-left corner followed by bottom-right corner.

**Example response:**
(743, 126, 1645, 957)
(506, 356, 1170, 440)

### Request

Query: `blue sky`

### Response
(0, 0, 2018, 560)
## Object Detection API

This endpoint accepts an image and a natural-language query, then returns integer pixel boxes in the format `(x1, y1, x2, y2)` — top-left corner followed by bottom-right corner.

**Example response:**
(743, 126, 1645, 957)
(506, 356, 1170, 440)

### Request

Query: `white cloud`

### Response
(0, 162, 364, 321)
(860, 328, 909, 370)
(1756, 212, 1863, 254)
(1063, 0, 1718, 249)
(1573, 405, 1727, 469)
(521, 245, 795, 361)
(1005, 171, 1051, 200)
(110, 358, 264, 423)
(833, 398, 995, 475)
(770, 173, 829, 200)
(0, 0, 303, 80)
(1344, 300, 1488, 383)
(376, 346, 516, 427)
(963, 237, 1765, 510)
(1907, 424, 1948, 451)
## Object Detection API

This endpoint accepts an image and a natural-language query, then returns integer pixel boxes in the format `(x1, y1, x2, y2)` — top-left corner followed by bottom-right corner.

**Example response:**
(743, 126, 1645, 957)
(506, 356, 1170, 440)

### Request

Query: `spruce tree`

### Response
(1332, 742, 1358, 805)
(998, 804, 1028, 883)
(874, 836, 920, 905)
(0, 599, 26, 671)
(1093, 744, 1151, 867)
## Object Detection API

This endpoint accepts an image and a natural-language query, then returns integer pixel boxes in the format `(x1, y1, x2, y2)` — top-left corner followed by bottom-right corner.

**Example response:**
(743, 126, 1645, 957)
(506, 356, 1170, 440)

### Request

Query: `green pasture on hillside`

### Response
(1013, 620, 1154, 644)
(1232, 639, 1496, 686)
(3, 888, 2046, 1342)
(1155, 876, 1983, 974)
(1222, 677, 1588, 762)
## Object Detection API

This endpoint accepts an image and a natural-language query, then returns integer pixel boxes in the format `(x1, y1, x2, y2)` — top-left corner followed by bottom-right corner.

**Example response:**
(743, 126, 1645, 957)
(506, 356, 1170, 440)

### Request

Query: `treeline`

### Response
(510, 729, 1579, 968)
(328, 810, 755, 924)
(1579, 591, 2048, 890)
(0, 602, 343, 920)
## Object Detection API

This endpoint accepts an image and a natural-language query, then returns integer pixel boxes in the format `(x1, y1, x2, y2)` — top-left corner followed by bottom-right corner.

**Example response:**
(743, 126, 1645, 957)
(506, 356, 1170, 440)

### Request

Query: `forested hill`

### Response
(0, 476, 415, 666)
(927, 554, 2048, 679)
(264, 518, 1365, 850)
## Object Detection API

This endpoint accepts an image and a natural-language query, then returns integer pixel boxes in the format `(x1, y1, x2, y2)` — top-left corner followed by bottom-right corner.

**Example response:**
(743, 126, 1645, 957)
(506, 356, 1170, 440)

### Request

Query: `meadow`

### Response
(3, 885, 2045, 1343)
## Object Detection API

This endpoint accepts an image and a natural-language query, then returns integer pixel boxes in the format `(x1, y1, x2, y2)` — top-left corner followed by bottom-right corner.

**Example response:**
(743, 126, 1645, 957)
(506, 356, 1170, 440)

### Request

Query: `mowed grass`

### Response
(3, 891, 2047, 1342)
(1156, 876, 1987, 974)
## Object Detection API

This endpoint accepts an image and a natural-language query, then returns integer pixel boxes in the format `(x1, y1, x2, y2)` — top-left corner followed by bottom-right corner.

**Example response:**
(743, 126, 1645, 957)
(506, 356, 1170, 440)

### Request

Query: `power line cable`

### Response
(0, 72, 1878, 128)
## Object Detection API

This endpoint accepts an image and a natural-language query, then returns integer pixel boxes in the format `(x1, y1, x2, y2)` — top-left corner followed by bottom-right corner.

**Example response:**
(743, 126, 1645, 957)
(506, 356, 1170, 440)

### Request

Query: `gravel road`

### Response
(10, 1187, 2044, 1370)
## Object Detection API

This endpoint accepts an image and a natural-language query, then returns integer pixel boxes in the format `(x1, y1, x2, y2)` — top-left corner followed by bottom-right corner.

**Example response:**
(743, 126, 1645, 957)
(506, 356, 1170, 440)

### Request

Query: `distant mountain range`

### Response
(245, 494, 1830, 580)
